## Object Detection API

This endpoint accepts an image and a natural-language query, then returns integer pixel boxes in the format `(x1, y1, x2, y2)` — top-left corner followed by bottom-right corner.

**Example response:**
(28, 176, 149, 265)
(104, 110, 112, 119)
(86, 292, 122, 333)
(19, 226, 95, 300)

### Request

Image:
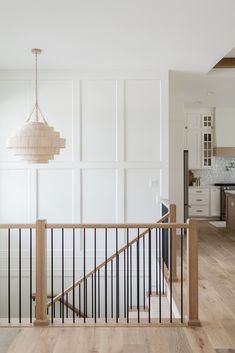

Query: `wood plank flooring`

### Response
(0, 221, 235, 353)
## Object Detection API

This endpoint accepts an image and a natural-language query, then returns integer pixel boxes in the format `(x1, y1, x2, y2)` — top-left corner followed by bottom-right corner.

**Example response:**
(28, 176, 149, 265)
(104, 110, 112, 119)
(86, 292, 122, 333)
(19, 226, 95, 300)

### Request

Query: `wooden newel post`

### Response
(169, 204, 177, 281)
(34, 220, 49, 326)
(187, 219, 200, 326)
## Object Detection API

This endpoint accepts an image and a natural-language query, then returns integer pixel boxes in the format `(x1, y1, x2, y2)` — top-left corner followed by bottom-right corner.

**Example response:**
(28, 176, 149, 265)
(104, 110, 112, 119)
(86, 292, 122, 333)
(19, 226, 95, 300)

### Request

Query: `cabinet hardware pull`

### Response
(196, 210, 203, 212)
(196, 199, 203, 201)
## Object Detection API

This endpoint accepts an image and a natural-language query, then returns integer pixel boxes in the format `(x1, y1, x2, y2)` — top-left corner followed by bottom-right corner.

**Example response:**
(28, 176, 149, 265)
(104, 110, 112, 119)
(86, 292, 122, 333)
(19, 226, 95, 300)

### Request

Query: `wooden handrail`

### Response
(160, 198, 170, 208)
(48, 212, 181, 307)
(45, 222, 188, 229)
(32, 293, 85, 318)
(0, 224, 36, 229)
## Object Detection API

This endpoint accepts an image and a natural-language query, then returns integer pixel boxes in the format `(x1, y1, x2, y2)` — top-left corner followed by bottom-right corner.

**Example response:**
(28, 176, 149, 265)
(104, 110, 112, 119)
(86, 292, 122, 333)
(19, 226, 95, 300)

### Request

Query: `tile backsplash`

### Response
(192, 157, 235, 185)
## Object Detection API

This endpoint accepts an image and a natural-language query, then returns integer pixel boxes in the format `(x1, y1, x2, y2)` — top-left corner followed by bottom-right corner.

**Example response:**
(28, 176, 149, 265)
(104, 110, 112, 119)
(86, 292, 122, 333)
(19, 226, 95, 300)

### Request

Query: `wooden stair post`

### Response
(187, 219, 200, 326)
(169, 204, 177, 281)
(34, 220, 49, 326)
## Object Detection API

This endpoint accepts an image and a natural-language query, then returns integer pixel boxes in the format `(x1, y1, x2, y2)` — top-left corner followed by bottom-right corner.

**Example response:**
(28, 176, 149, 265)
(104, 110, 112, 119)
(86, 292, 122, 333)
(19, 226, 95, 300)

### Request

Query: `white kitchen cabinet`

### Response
(210, 188, 220, 217)
(189, 187, 220, 218)
(201, 131, 213, 168)
(189, 188, 210, 217)
(185, 109, 214, 169)
(201, 113, 214, 129)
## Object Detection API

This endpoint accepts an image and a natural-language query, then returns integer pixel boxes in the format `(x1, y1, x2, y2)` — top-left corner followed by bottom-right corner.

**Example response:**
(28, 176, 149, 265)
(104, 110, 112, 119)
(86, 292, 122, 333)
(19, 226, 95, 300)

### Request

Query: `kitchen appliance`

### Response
(214, 183, 235, 220)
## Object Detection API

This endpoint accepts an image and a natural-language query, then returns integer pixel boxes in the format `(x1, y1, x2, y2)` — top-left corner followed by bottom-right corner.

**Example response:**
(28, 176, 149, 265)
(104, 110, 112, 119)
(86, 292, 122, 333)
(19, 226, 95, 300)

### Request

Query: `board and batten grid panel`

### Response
(0, 169, 30, 223)
(124, 79, 162, 162)
(0, 80, 30, 163)
(81, 80, 118, 162)
(39, 80, 74, 162)
(81, 168, 117, 252)
(37, 168, 74, 223)
(125, 168, 161, 223)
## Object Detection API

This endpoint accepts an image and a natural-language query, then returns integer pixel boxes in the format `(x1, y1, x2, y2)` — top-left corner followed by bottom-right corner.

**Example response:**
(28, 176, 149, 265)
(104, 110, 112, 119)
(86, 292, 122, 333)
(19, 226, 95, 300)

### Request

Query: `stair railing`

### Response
(0, 204, 200, 327)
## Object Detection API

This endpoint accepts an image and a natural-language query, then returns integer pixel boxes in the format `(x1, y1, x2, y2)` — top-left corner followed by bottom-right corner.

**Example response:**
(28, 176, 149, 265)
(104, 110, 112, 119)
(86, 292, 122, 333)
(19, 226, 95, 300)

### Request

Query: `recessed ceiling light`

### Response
(206, 91, 215, 95)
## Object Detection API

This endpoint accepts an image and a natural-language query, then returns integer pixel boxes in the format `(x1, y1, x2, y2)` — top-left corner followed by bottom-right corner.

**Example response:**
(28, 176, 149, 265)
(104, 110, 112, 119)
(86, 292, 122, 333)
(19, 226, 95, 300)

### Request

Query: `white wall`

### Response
(0, 70, 169, 317)
(169, 72, 185, 222)
(0, 70, 169, 233)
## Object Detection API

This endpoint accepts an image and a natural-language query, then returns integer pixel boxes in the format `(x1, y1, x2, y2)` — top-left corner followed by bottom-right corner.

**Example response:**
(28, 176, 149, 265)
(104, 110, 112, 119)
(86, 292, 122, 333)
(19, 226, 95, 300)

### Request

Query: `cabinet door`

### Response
(201, 132, 213, 168)
(201, 114, 214, 129)
(185, 130, 201, 169)
(210, 188, 220, 217)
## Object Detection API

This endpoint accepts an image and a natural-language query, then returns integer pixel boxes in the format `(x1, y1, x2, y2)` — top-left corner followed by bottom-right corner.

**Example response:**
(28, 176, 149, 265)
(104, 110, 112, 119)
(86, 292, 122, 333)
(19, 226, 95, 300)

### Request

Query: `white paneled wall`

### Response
(81, 80, 117, 162)
(125, 80, 161, 162)
(0, 71, 168, 227)
(0, 72, 168, 316)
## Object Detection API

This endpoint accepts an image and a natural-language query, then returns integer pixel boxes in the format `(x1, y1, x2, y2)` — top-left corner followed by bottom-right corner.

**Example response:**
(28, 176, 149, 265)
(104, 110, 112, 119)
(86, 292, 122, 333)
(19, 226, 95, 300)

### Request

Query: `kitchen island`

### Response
(225, 190, 235, 230)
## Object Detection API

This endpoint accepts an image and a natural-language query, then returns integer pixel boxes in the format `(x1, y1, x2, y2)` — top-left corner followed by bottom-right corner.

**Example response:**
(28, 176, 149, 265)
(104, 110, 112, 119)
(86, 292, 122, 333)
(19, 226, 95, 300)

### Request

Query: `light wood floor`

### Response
(0, 221, 235, 353)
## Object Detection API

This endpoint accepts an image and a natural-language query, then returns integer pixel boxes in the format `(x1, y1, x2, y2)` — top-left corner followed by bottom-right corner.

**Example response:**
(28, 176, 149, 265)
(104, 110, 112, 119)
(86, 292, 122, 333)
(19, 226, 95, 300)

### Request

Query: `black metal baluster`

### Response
(98, 269, 100, 318)
(156, 228, 158, 295)
(62, 228, 64, 323)
(158, 228, 161, 323)
(127, 228, 129, 323)
(53, 303, 56, 318)
(181, 228, 184, 323)
(111, 259, 113, 318)
(94, 228, 97, 323)
(51, 229, 54, 324)
(8, 229, 10, 324)
(59, 299, 62, 318)
(92, 274, 94, 318)
(130, 244, 132, 310)
(29, 228, 33, 323)
(66, 293, 68, 318)
(124, 249, 126, 318)
(137, 228, 140, 323)
(79, 284, 81, 318)
(170, 228, 173, 323)
(83, 228, 86, 323)
(148, 229, 151, 323)
(116, 228, 119, 323)
(73, 228, 75, 323)
(29, 228, 32, 324)
(85, 278, 88, 318)
(105, 228, 107, 323)
(19, 228, 21, 323)
(162, 228, 165, 295)
(143, 235, 145, 309)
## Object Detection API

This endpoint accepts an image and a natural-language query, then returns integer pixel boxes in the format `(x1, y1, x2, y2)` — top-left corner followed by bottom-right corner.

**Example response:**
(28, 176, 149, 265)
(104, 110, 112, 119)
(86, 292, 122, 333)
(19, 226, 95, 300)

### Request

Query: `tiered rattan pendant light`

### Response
(7, 49, 65, 163)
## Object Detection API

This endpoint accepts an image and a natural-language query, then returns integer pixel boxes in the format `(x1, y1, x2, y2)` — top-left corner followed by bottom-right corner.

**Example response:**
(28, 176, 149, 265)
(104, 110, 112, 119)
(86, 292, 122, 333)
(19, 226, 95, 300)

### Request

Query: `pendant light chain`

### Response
(26, 49, 47, 124)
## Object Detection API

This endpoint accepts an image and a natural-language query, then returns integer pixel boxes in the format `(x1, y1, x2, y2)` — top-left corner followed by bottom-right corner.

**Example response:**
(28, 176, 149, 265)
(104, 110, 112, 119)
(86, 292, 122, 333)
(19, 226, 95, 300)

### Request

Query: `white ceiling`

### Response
(0, 0, 235, 72)
(172, 69, 235, 108)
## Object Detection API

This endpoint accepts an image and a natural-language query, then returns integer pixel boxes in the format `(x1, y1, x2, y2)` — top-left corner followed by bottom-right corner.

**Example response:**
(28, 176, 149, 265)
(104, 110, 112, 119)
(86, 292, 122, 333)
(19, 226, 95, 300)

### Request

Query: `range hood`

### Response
(213, 147, 235, 157)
